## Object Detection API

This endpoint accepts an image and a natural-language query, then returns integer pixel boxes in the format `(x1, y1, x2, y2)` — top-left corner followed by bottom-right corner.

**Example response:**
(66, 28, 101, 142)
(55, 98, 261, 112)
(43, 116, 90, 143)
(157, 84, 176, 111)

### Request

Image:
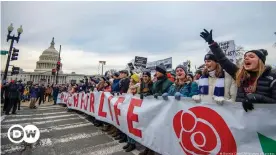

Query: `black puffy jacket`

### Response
(119, 78, 130, 94)
(209, 42, 276, 103)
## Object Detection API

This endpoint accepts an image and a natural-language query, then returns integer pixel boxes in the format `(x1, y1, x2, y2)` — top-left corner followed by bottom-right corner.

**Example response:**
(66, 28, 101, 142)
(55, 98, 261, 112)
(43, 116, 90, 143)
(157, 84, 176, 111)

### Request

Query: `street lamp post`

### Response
(99, 61, 106, 76)
(56, 45, 61, 84)
(3, 23, 23, 81)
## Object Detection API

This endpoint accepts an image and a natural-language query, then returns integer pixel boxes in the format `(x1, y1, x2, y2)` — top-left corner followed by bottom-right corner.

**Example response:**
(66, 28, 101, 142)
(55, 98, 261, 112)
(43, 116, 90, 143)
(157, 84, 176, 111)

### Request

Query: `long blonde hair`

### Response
(235, 59, 265, 92)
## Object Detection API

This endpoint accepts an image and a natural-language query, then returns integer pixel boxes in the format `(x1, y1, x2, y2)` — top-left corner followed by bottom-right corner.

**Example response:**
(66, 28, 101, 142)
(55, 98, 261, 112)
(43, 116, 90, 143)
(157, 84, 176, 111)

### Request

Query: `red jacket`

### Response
(104, 86, 111, 92)
(167, 73, 175, 83)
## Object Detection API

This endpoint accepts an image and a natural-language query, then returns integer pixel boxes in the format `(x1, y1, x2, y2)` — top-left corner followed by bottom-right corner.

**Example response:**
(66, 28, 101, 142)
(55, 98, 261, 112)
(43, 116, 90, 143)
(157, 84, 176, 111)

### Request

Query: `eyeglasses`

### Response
(143, 76, 149, 78)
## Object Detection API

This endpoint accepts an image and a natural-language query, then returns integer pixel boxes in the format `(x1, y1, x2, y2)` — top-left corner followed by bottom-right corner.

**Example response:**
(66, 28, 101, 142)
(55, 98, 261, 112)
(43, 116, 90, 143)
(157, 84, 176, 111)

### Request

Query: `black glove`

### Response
(246, 93, 263, 103)
(200, 29, 214, 44)
(140, 93, 144, 100)
(242, 99, 254, 112)
(154, 93, 159, 99)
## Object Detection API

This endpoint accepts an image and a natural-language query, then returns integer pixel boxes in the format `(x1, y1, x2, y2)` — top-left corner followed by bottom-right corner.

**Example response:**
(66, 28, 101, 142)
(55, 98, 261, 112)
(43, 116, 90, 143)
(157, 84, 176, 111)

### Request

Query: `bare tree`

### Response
(235, 45, 246, 67)
(274, 32, 276, 47)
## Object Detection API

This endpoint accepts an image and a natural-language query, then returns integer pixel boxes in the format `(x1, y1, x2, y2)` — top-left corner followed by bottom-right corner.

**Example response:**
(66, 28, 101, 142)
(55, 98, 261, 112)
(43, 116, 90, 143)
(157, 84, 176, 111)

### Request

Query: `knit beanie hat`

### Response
(142, 70, 151, 77)
(131, 74, 140, 83)
(245, 49, 268, 64)
(155, 64, 167, 75)
(175, 65, 188, 75)
(204, 51, 217, 62)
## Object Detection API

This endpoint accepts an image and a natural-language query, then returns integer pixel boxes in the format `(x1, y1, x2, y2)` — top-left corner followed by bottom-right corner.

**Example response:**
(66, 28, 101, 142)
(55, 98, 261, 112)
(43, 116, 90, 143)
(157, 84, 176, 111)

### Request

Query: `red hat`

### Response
(11, 80, 15, 83)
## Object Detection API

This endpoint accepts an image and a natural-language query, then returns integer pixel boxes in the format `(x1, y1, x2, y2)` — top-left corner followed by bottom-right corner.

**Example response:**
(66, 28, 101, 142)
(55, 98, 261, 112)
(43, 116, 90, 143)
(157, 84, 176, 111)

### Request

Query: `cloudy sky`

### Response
(1, 1, 276, 75)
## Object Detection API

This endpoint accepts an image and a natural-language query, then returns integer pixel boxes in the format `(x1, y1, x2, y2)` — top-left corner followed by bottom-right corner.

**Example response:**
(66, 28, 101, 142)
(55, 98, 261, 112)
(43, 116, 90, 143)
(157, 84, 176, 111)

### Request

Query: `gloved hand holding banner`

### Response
(57, 92, 276, 155)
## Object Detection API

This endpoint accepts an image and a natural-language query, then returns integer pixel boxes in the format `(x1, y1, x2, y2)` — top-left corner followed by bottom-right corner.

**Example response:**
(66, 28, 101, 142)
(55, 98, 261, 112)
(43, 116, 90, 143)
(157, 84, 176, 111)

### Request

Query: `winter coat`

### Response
(104, 86, 111, 92)
(3, 85, 9, 98)
(30, 87, 38, 98)
(209, 42, 276, 103)
(140, 81, 153, 96)
(46, 87, 52, 94)
(8, 83, 19, 99)
(18, 84, 24, 94)
(111, 79, 120, 93)
(197, 71, 237, 103)
(53, 87, 59, 97)
(38, 87, 45, 96)
(168, 81, 199, 97)
(119, 78, 130, 94)
(152, 76, 173, 95)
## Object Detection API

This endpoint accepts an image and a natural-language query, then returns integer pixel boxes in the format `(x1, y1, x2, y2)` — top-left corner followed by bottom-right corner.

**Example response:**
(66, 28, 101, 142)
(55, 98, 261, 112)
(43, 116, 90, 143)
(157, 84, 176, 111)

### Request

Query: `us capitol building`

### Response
(2, 38, 93, 84)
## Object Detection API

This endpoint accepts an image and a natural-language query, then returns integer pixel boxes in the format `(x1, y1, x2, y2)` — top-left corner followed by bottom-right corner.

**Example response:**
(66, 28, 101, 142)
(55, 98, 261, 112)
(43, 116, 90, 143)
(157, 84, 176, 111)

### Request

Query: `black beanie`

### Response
(204, 52, 217, 62)
(245, 49, 268, 64)
(142, 70, 151, 77)
(155, 64, 167, 75)
(175, 65, 188, 75)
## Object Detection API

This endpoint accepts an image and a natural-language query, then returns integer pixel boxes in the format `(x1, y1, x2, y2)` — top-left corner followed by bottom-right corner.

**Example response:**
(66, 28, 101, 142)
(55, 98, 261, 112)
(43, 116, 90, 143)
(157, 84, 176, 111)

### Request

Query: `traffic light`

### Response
(11, 66, 20, 76)
(56, 61, 61, 71)
(52, 68, 56, 75)
(11, 48, 19, 61)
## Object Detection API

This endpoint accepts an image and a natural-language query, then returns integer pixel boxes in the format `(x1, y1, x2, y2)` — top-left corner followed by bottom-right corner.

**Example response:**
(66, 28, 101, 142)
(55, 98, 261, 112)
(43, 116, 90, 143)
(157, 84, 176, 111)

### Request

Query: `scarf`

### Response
(198, 71, 225, 97)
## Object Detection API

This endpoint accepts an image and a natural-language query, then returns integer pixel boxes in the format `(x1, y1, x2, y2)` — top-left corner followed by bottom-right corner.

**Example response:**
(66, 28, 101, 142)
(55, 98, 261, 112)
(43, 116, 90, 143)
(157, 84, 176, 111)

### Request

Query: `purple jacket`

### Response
(30, 87, 38, 98)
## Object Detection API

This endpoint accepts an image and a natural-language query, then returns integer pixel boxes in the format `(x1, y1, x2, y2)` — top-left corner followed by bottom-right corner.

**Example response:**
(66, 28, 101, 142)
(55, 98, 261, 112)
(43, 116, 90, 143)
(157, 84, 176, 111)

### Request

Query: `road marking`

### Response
(35, 106, 63, 109)
(1, 115, 6, 123)
(1, 122, 93, 138)
(83, 143, 125, 155)
(3, 114, 77, 123)
(6, 111, 68, 117)
(65, 141, 119, 155)
(1, 131, 105, 154)
(1, 117, 81, 129)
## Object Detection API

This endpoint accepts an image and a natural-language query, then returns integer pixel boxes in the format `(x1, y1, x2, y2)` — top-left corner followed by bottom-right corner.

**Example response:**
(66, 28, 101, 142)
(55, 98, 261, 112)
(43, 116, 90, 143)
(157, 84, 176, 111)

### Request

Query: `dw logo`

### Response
(7, 124, 40, 144)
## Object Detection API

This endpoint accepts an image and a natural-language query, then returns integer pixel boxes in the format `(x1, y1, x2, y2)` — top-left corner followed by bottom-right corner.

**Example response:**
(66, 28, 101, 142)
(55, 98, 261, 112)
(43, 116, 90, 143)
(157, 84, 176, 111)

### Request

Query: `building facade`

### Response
(1, 38, 94, 84)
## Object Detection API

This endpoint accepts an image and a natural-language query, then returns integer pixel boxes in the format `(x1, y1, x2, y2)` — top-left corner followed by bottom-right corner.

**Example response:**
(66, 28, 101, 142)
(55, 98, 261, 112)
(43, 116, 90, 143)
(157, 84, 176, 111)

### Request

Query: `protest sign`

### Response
(218, 40, 236, 64)
(146, 57, 172, 71)
(134, 56, 147, 68)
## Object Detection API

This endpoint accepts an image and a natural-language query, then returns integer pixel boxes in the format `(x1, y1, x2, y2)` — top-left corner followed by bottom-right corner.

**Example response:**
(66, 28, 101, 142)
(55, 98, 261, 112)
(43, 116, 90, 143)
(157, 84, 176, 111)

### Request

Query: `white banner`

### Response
(57, 92, 276, 155)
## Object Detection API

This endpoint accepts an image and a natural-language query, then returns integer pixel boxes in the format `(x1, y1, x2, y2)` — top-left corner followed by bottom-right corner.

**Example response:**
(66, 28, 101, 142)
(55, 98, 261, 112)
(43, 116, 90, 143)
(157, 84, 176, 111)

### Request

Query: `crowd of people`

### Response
(1, 81, 62, 114)
(1, 29, 276, 154)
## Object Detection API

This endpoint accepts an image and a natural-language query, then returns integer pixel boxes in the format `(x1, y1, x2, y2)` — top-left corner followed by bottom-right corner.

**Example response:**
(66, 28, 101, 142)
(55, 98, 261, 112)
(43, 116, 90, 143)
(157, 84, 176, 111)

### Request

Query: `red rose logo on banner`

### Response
(173, 106, 237, 154)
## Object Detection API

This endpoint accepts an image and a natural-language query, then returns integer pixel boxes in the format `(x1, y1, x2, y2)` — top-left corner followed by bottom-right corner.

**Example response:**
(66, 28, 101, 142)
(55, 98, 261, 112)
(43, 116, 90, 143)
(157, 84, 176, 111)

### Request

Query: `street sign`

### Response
(134, 56, 147, 68)
(1, 50, 8, 55)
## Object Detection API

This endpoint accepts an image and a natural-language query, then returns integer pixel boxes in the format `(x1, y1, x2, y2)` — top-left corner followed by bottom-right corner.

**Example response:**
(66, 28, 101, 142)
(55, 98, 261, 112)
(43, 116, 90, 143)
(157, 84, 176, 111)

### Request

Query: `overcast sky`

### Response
(1, 1, 276, 75)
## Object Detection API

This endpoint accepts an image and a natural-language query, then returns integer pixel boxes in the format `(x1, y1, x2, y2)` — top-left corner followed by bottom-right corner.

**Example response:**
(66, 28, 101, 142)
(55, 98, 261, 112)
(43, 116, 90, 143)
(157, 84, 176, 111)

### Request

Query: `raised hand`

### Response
(200, 29, 214, 44)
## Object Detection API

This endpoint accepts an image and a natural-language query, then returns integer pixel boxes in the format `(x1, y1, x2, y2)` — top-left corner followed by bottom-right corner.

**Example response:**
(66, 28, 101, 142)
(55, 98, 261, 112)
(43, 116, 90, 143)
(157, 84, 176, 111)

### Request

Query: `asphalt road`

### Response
(1, 104, 146, 155)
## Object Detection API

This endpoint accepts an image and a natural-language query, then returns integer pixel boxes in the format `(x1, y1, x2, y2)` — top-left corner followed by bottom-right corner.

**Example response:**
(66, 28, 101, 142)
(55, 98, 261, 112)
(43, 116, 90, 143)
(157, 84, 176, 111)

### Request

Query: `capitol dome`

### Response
(34, 37, 62, 73)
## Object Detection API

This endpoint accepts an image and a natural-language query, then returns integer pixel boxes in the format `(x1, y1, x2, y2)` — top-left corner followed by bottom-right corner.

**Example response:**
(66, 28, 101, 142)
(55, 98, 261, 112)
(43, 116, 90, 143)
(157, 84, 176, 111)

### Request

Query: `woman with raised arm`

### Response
(200, 29, 276, 111)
